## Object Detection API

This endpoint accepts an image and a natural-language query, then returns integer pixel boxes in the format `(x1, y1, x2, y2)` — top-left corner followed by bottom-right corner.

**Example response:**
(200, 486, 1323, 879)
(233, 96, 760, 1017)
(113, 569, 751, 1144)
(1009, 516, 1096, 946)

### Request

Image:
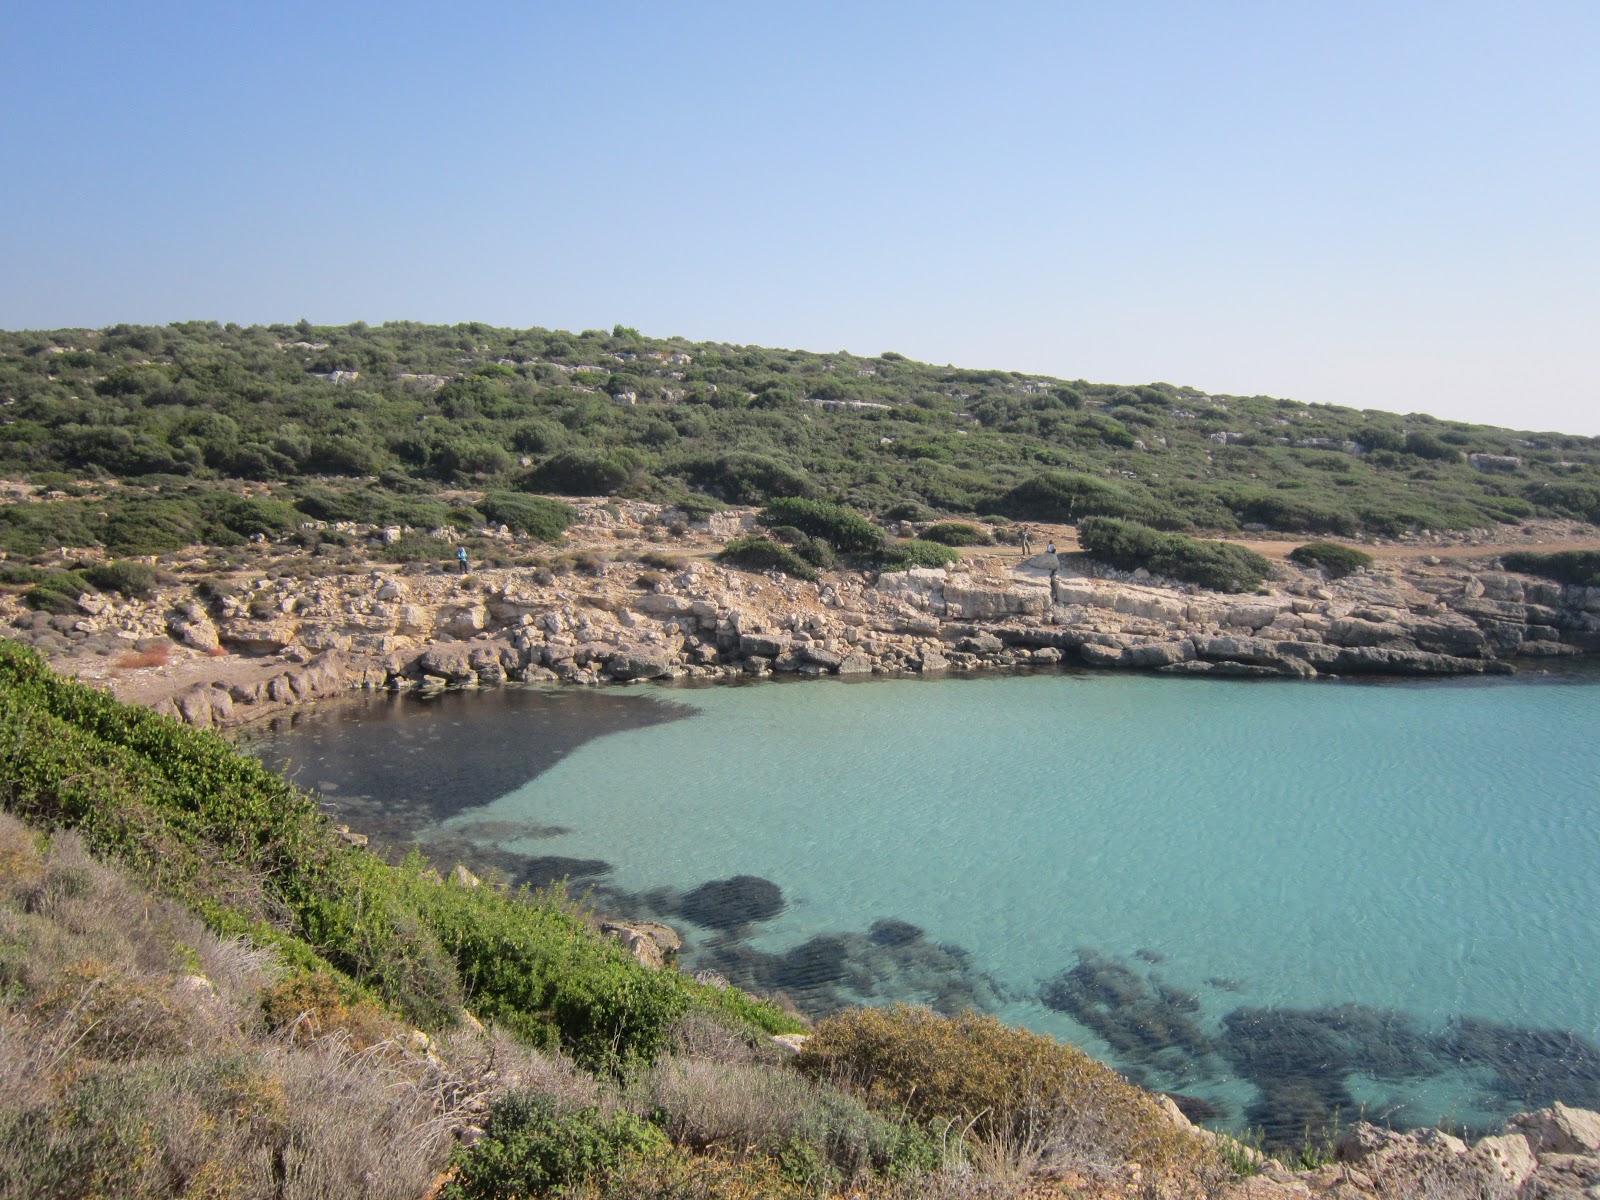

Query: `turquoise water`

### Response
(257, 669, 1600, 1138)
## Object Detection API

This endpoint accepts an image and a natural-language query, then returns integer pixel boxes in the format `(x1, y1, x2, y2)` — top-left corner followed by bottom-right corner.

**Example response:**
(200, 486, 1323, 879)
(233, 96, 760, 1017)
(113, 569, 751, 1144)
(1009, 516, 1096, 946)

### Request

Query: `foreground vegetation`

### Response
(0, 646, 1243, 1197)
(2, 321, 1598, 569)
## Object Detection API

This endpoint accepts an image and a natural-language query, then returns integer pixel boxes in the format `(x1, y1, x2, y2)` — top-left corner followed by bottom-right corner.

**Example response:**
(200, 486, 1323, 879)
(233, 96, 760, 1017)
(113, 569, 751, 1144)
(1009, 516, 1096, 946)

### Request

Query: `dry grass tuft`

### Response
(113, 642, 172, 669)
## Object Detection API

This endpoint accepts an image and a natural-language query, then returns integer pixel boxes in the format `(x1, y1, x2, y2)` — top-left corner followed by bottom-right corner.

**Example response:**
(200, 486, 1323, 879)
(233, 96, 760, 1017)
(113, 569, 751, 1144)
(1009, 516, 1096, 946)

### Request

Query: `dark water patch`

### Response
(688, 918, 1002, 1017)
(455, 819, 574, 841)
(1205, 977, 1245, 993)
(1135, 948, 1165, 964)
(240, 685, 687, 842)
(1436, 1017, 1600, 1111)
(1220, 1004, 1441, 1145)
(868, 918, 925, 947)
(676, 875, 787, 931)
(1039, 950, 1216, 1073)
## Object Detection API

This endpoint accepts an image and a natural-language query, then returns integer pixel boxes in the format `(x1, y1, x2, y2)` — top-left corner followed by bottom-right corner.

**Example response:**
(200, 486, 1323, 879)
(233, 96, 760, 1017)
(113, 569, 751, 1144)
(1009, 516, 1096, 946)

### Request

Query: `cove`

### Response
(249, 667, 1600, 1140)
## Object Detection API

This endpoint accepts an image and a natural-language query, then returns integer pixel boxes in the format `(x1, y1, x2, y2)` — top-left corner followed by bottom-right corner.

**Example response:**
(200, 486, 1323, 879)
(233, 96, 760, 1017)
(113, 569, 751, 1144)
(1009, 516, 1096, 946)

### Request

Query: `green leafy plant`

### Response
(1078, 516, 1274, 592)
(1287, 542, 1373, 578)
(716, 536, 819, 581)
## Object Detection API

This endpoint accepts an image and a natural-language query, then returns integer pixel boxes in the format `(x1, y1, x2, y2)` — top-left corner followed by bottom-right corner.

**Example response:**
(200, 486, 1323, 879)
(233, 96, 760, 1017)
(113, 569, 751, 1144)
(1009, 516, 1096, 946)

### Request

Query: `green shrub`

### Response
(998, 471, 1165, 526)
(382, 534, 453, 563)
(768, 525, 836, 568)
(1078, 516, 1274, 592)
(1502, 549, 1600, 587)
(83, 560, 159, 599)
(15, 568, 92, 613)
(0, 564, 85, 588)
(478, 492, 573, 541)
(716, 536, 819, 581)
(205, 493, 302, 539)
(671, 493, 726, 523)
(443, 1093, 666, 1199)
(522, 449, 645, 496)
(877, 539, 961, 569)
(920, 521, 989, 547)
(679, 453, 815, 504)
(760, 497, 884, 553)
(1287, 542, 1373, 578)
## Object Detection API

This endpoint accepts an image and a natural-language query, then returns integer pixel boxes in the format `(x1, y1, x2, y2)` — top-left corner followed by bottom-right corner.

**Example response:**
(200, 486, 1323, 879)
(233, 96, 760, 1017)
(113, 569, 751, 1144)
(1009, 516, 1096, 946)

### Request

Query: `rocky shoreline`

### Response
(5, 500, 1599, 730)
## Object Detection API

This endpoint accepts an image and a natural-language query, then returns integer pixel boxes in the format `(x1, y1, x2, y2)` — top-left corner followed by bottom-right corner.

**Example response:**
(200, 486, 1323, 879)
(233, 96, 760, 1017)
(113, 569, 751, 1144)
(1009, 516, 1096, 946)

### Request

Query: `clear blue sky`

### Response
(3, 2, 1596, 433)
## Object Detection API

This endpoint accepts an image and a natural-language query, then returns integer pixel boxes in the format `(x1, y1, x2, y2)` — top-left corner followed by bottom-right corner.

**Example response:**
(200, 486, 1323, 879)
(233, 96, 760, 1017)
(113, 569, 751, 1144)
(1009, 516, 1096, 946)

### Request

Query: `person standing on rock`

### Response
(457, 546, 469, 575)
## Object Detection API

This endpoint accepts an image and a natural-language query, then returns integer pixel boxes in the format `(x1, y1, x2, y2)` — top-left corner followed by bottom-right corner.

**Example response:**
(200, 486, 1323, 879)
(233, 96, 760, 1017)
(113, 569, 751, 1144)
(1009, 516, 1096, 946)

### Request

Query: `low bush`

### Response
(1502, 549, 1600, 587)
(382, 533, 453, 563)
(920, 521, 989, 547)
(1287, 542, 1374, 578)
(795, 1006, 1199, 1174)
(716, 536, 819, 581)
(14, 568, 91, 614)
(442, 1092, 666, 1200)
(761, 497, 885, 554)
(477, 492, 573, 542)
(1078, 516, 1273, 592)
(768, 525, 837, 568)
(521, 449, 646, 497)
(877, 539, 961, 569)
(84, 559, 159, 599)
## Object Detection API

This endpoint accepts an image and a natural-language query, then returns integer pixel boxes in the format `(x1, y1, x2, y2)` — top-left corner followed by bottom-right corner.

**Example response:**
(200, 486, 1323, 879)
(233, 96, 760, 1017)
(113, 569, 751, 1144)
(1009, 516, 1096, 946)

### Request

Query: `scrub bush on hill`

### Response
(477, 491, 573, 541)
(877, 539, 961, 569)
(83, 559, 159, 598)
(997, 471, 1172, 527)
(761, 497, 885, 553)
(717, 536, 819, 581)
(1078, 516, 1274, 592)
(1287, 542, 1372, 578)
(920, 521, 989, 546)
(442, 1092, 667, 1200)
(0, 642, 802, 1069)
(522, 448, 647, 496)
(1502, 549, 1600, 588)
(2, 319, 1598, 539)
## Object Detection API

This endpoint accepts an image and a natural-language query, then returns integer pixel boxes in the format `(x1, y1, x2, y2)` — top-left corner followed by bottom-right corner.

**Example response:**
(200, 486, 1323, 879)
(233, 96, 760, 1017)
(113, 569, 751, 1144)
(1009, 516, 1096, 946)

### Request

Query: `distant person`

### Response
(457, 546, 469, 574)
(1020, 527, 1033, 556)
(1046, 541, 1056, 556)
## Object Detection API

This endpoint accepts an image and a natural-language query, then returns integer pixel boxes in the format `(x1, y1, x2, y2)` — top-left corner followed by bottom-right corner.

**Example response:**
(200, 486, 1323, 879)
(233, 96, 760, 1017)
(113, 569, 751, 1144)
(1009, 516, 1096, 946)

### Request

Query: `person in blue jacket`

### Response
(457, 546, 469, 574)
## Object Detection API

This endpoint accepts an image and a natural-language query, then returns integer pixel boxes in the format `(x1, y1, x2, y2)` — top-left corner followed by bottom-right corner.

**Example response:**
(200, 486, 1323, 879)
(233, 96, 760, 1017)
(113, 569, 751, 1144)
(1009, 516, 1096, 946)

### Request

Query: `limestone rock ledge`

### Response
(8, 512, 1597, 731)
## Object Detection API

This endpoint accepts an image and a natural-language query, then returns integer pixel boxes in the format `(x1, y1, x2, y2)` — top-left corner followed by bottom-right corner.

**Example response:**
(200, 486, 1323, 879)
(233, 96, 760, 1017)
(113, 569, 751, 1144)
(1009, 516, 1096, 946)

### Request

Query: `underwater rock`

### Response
(678, 874, 786, 930)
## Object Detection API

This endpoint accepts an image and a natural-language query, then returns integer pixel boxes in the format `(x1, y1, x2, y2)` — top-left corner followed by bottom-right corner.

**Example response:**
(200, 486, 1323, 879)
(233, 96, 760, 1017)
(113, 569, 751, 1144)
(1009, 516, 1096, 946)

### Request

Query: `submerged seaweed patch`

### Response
(1039, 950, 1216, 1075)
(692, 919, 1002, 1017)
(676, 874, 787, 930)
(1437, 1017, 1600, 1111)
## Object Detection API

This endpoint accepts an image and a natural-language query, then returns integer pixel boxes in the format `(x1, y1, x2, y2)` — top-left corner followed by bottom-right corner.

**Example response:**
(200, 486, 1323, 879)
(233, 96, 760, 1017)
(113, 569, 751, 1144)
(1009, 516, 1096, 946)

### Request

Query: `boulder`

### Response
(739, 632, 790, 659)
(1125, 640, 1194, 668)
(635, 593, 692, 617)
(1508, 1103, 1600, 1156)
(607, 649, 672, 680)
(1193, 635, 1288, 667)
(599, 920, 681, 969)
(837, 653, 873, 674)
(418, 644, 477, 684)
(799, 645, 843, 670)
(1464, 1133, 1537, 1192)
(1078, 642, 1126, 668)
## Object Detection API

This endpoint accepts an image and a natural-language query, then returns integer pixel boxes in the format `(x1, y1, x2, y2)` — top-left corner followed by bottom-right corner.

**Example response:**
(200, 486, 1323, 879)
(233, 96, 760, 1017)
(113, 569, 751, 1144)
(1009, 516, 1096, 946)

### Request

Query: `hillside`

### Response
(2, 321, 1598, 566)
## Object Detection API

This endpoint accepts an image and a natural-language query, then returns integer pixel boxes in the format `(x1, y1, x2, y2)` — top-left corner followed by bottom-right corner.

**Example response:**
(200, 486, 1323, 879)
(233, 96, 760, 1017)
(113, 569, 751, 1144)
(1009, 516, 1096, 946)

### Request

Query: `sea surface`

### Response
(247, 667, 1600, 1140)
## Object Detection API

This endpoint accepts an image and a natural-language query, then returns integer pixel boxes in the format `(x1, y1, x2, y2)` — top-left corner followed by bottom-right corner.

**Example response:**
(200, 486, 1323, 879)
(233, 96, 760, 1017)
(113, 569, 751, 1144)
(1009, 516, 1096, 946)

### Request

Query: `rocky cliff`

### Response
(6, 500, 1598, 730)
